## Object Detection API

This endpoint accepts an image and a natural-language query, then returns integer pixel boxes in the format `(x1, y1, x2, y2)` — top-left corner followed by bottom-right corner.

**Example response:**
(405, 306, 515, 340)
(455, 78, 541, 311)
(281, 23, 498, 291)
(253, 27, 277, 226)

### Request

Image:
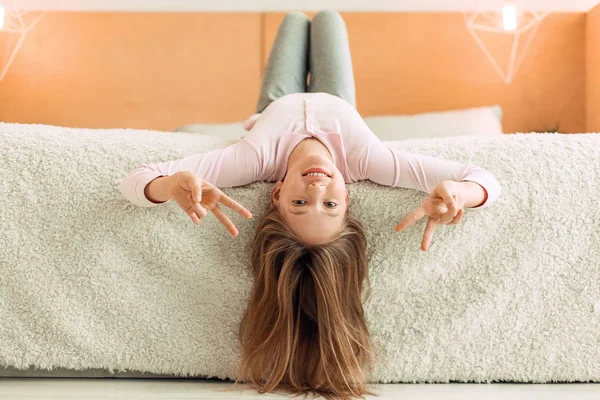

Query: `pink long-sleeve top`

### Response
(120, 93, 501, 208)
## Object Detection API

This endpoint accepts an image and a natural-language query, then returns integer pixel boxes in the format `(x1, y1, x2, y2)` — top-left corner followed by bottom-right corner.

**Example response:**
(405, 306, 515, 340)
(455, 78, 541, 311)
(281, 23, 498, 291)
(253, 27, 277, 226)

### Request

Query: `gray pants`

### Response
(255, 10, 356, 113)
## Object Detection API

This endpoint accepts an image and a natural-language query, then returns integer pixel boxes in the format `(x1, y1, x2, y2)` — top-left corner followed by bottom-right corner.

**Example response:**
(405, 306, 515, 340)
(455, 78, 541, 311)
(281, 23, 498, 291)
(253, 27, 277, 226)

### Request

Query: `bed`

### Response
(1, 119, 599, 383)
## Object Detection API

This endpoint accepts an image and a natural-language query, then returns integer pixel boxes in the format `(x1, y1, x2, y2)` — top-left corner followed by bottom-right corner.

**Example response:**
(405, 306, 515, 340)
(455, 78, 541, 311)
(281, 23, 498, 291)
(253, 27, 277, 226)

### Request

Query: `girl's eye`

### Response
(292, 200, 307, 206)
(324, 201, 337, 208)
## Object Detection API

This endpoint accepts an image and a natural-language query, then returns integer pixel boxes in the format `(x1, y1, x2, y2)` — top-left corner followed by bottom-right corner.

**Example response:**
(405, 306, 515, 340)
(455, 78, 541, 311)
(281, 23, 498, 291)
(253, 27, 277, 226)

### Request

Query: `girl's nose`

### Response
(308, 182, 325, 193)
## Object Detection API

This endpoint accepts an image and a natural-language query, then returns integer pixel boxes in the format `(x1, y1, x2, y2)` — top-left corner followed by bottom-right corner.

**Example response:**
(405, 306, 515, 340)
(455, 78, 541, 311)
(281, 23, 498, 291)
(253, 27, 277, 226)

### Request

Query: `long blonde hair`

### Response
(234, 206, 376, 400)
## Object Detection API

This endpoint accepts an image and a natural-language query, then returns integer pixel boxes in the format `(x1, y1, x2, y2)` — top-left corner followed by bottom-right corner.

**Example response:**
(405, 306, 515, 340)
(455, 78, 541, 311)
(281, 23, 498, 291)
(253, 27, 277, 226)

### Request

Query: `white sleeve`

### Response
(361, 141, 501, 209)
(119, 140, 262, 207)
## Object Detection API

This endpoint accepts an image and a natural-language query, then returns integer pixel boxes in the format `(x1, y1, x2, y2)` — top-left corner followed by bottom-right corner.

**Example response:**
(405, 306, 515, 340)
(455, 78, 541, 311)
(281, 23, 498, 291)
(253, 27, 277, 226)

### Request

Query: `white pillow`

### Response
(174, 122, 247, 141)
(364, 105, 503, 141)
(175, 105, 503, 142)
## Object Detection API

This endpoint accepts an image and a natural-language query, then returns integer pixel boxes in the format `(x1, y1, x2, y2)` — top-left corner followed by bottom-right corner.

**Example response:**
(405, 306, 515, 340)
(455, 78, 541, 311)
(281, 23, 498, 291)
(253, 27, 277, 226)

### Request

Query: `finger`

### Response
(219, 193, 253, 219)
(431, 201, 452, 224)
(438, 213, 453, 225)
(457, 194, 465, 211)
(449, 208, 464, 225)
(421, 217, 438, 251)
(187, 193, 207, 218)
(439, 190, 458, 219)
(185, 204, 202, 224)
(395, 205, 427, 232)
(174, 196, 200, 223)
(452, 194, 459, 217)
(212, 205, 239, 237)
(189, 176, 204, 203)
(438, 206, 456, 225)
(449, 196, 465, 225)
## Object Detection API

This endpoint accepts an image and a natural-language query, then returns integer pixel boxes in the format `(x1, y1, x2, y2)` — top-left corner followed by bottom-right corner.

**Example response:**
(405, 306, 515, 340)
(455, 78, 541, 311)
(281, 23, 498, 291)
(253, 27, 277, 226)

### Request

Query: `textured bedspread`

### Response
(1, 122, 599, 383)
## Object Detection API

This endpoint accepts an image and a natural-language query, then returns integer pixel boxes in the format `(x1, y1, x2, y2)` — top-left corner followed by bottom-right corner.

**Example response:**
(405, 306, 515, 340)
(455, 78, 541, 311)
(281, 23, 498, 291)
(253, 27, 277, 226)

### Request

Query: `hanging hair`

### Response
(234, 206, 376, 400)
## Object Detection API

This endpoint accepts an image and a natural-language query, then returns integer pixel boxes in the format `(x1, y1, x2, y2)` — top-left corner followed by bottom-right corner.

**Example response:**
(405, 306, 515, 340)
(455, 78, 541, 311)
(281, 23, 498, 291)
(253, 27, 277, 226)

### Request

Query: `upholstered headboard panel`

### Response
(0, 12, 262, 131)
(264, 12, 585, 134)
(0, 11, 587, 133)
(586, 4, 600, 132)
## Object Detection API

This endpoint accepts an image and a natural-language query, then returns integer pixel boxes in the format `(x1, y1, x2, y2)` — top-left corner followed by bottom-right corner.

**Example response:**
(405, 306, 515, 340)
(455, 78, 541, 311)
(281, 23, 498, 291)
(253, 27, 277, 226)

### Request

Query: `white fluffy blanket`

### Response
(1, 122, 599, 383)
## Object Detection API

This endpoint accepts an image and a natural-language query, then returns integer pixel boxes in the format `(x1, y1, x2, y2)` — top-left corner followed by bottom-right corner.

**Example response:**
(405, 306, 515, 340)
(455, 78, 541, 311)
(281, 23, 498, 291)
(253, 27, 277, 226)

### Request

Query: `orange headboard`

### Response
(263, 12, 585, 134)
(587, 4, 600, 132)
(0, 11, 588, 133)
(0, 12, 262, 131)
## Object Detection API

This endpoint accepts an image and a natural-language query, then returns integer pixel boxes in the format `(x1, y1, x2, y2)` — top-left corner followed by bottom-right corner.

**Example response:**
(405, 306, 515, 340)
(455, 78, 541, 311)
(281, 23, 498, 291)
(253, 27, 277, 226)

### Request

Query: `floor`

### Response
(0, 379, 598, 400)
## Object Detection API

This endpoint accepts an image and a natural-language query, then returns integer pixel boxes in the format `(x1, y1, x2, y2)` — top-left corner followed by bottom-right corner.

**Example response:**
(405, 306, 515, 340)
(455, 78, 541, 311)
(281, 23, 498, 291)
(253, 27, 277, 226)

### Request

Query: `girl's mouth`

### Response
(302, 168, 331, 177)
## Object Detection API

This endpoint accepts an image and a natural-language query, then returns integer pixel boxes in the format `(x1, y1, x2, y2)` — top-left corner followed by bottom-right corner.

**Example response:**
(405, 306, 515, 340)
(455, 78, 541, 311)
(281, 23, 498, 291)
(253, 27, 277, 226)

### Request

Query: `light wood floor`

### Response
(0, 379, 599, 399)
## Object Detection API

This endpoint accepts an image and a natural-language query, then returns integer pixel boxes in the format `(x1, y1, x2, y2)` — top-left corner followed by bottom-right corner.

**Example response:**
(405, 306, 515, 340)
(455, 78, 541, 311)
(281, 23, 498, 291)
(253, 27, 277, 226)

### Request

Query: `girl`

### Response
(120, 10, 500, 400)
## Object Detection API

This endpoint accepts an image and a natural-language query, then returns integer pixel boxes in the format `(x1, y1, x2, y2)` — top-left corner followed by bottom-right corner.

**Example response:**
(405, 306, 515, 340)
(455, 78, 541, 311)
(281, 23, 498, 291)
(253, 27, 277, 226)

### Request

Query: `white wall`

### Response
(8, 0, 600, 12)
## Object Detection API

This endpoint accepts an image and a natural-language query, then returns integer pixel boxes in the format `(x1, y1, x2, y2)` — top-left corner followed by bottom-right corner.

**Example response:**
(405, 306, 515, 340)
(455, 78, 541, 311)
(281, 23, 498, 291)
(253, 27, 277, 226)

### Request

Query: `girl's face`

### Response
(271, 153, 349, 245)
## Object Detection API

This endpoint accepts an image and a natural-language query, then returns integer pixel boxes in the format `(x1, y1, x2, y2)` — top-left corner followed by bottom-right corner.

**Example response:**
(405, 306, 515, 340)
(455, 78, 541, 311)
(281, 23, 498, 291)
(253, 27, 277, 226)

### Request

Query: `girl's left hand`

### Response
(395, 181, 465, 251)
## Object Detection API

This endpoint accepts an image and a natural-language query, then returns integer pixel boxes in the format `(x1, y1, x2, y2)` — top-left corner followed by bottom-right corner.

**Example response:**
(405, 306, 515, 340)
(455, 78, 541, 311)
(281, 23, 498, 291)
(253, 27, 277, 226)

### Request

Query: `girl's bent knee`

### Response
(312, 10, 343, 23)
(284, 11, 310, 23)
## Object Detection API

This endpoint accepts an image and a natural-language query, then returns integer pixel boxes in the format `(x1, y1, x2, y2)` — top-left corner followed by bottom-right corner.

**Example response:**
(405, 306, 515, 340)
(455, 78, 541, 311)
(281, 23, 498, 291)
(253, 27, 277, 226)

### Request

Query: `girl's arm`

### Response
(144, 175, 173, 204)
(243, 113, 261, 131)
(120, 140, 263, 207)
(457, 180, 488, 208)
(359, 142, 501, 209)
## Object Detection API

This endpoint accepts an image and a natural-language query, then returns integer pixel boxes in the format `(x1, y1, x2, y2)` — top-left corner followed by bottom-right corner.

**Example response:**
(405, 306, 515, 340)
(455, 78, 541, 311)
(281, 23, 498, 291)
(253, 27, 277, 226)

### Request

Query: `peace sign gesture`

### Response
(169, 171, 252, 236)
(395, 181, 465, 251)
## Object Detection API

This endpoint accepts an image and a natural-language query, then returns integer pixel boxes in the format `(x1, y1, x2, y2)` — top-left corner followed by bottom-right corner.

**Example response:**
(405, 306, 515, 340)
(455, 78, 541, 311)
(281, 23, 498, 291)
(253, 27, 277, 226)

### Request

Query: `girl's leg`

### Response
(308, 10, 356, 108)
(255, 12, 310, 113)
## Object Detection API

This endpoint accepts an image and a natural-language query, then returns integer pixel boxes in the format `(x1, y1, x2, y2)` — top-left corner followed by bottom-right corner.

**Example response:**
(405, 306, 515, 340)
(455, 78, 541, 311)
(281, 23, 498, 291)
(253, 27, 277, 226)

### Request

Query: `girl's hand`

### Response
(395, 180, 465, 251)
(169, 171, 253, 236)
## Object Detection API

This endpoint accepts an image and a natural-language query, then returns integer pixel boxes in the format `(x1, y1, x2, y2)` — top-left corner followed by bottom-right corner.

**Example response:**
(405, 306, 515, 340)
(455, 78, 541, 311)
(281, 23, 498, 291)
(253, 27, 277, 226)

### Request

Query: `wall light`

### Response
(502, 4, 517, 31)
(0, 2, 44, 81)
(463, 1, 548, 84)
